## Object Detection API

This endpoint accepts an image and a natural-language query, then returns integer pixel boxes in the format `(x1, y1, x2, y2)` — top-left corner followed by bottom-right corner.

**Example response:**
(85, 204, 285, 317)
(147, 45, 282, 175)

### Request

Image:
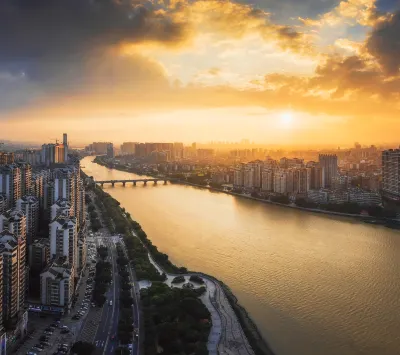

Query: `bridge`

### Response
(94, 178, 176, 187)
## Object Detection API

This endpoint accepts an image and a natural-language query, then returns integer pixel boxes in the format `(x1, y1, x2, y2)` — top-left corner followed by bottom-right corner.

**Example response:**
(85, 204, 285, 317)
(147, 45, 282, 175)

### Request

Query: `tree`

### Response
(115, 347, 130, 355)
(71, 341, 95, 355)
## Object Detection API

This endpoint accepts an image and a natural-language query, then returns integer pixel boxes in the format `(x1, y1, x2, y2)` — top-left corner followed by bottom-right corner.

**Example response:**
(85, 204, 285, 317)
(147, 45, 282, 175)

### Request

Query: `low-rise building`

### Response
(307, 189, 329, 204)
(348, 188, 382, 206)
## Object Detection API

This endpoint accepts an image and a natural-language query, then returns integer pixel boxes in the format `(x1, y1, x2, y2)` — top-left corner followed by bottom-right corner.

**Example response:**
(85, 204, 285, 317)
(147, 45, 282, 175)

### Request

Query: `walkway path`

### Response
(135, 234, 255, 355)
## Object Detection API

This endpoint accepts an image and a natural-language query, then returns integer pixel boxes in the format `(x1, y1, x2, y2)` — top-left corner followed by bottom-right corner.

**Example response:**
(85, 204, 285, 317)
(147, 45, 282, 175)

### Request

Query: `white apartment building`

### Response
(51, 199, 73, 221)
(49, 217, 78, 275)
(40, 258, 74, 310)
(0, 209, 27, 242)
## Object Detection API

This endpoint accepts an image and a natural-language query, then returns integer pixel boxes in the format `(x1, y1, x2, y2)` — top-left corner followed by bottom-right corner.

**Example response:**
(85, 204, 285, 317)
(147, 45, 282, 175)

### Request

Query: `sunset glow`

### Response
(0, 0, 399, 145)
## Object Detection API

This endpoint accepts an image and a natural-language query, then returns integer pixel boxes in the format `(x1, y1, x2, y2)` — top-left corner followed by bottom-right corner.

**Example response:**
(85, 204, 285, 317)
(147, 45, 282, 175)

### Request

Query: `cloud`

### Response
(166, 0, 315, 55)
(366, 10, 400, 74)
(0, 0, 188, 110)
(299, 0, 387, 27)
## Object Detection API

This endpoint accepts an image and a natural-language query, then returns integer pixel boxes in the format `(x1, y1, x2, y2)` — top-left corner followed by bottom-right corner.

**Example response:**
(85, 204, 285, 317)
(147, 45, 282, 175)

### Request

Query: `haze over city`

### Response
(1, 0, 400, 145)
(2, 1, 400, 355)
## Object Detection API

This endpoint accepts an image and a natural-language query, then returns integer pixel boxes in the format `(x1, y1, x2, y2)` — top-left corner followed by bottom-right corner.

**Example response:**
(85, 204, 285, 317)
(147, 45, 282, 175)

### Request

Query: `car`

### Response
(26, 352, 38, 355)
(31, 347, 42, 352)
(40, 342, 50, 346)
(35, 344, 45, 349)
(44, 331, 53, 336)
(109, 300, 112, 306)
(39, 336, 49, 342)
(72, 315, 80, 320)
(60, 329, 69, 334)
(50, 323, 59, 328)
(45, 327, 54, 332)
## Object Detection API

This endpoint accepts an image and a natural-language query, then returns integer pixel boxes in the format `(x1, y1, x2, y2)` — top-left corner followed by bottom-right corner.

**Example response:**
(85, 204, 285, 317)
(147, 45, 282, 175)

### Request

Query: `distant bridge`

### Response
(94, 178, 176, 187)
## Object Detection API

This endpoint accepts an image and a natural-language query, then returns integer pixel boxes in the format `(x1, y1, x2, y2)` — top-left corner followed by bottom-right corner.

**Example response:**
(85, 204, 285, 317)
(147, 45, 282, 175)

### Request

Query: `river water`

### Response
(82, 156, 400, 355)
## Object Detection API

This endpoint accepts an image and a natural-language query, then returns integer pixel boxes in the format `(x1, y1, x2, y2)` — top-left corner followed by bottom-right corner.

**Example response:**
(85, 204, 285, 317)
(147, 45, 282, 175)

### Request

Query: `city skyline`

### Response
(1, 0, 400, 144)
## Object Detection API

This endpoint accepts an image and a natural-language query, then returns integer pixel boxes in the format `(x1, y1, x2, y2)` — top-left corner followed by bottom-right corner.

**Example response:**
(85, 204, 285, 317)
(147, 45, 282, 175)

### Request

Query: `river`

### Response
(82, 156, 400, 355)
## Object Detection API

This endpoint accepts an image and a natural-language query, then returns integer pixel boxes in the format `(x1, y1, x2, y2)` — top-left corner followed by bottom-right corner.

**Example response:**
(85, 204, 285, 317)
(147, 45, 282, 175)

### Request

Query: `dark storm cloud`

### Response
(367, 10, 400, 74)
(0, 0, 187, 63)
(0, 0, 186, 102)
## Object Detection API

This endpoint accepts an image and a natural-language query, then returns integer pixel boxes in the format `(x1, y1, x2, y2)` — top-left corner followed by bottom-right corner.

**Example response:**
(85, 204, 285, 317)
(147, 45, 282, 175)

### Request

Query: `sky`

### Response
(0, 0, 400, 146)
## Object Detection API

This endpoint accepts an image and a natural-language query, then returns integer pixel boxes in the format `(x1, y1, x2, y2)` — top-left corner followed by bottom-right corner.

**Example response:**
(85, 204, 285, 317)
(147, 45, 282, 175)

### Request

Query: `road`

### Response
(118, 237, 141, 355)
(92, 235, 120, 355)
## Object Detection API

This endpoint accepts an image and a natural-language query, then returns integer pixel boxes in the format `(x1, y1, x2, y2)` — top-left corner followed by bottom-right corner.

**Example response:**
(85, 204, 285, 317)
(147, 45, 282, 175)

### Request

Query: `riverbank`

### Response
(85, 172, 275, 355)
(92, 157, 399, 226)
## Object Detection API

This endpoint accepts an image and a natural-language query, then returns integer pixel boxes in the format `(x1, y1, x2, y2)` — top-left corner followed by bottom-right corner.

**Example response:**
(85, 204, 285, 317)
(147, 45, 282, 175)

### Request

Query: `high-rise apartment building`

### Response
(243, 166, 255, 189)
(16, 196, 39, 245)
(51, 199, 73, 221)
(293, 168, 308, 194)
(0, 164, 22, 208)
(382, 149, 400, 200)
(106, 143, 114, 159)
(274, 170, 288, 194)
(261, 169, 274, 192)
(306, 162, 322, 190)
(0, 209, 27, 242)
(40, 258, 74, 311)
(29, 239, 50, 272)
(120, 142, 137, 155)
(31, 173, 45, 208)
(0, 195, 7, 215)
(0, 152, 14, 165)
(49, 216, 78, 274)
(41, 142, 68, 166)
(319, 154, 338, 188)
(63, 133, 69, 162)
(233, 166, 244, 188)
(18, 162, 32, 196)
(0, 229, 26, 319)
(22, 150, 42, 166)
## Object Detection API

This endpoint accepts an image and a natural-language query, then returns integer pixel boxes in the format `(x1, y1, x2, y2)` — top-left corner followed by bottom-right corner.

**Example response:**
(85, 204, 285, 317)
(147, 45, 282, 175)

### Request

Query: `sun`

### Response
(279, 111, 294, 127)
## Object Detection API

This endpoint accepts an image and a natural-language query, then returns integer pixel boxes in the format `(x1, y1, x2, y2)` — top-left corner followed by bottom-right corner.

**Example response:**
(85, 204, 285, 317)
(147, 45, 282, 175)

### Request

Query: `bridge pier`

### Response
(101, 183, 104, 188)
(154, 180, 158, 185)
(111, 182, 115, 187)
(122, 182, 126, 187)
(133, 181, 136, 186)
(143, 181, 147, 186)
(164, 180, 167, 185)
